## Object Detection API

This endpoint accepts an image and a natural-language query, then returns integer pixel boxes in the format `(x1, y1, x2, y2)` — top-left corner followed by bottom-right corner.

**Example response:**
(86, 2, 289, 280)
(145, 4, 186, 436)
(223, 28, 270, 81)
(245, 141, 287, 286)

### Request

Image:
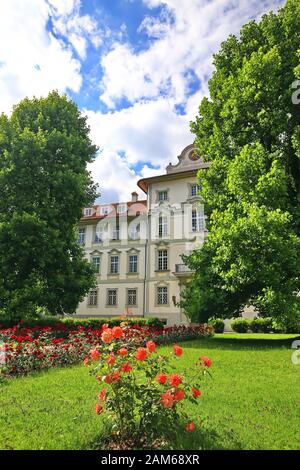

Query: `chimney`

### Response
(131, 191, 138, 202)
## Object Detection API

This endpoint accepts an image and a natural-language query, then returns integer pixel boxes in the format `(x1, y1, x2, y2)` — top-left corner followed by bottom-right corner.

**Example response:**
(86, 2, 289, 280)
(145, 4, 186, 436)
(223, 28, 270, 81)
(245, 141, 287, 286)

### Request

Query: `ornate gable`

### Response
(166, 144, 209, 174)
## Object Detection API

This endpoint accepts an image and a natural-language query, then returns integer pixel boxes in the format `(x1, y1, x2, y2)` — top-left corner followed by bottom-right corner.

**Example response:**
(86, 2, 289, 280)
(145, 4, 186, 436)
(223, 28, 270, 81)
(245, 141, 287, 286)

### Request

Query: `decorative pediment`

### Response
(166, 144, 209, 174)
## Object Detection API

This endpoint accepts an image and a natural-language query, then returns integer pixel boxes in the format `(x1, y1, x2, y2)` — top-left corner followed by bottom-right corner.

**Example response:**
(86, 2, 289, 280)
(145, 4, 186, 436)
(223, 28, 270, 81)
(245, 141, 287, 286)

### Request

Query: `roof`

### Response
(81, 199, 147, 222)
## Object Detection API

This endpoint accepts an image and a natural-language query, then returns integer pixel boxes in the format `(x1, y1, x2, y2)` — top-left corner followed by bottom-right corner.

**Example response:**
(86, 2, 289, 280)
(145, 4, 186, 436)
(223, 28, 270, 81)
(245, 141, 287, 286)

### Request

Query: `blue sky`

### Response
(0, 0, 285, 203)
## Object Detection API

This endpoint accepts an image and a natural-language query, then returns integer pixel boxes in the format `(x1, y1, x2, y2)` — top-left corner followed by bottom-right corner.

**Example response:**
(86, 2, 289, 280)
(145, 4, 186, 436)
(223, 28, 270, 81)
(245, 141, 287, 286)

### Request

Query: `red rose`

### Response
(201, 356, 212, 368)
(161, 390, 174, 408)
(118, 348, 128, 356)
(156, 372, 167, 384)
(102, 375, 111, 384)
(173, 344, 183, 357)
(83, 357, 89, 366)
(192, 387, 201, 398)
(101, 323, 109, 331)
(90, 349, 100, 361)
(121, 362, 132, 373)
(185, 422, 195, 432)
(101, 328, 114, 344)
(169, 373, 182, 387)
(146, 340, 156, 353)
(106, 354, 116, 365)
(136, 347, 147, 361)
(112, 326, 123, 339)
(95, 403, 103, 415)
(174, 388, 185, 401)
(111, 371, 121, 382)
(98, 389, 106, 401)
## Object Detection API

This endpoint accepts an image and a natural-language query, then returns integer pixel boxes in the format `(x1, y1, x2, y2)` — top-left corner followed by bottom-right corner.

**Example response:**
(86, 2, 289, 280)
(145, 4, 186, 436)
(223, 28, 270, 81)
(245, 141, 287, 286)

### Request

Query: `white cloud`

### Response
(48, 0, 104, 59)
(87, 98, 193, 203)
(99, 0, 285, 109)
(0, 0, 84, 115)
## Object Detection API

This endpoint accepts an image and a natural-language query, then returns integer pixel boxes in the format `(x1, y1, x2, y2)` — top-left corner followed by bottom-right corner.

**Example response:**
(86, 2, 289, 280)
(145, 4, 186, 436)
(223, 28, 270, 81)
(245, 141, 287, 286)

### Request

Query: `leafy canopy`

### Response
(181, 0, 300, 324)
(0, 91, 98, 319)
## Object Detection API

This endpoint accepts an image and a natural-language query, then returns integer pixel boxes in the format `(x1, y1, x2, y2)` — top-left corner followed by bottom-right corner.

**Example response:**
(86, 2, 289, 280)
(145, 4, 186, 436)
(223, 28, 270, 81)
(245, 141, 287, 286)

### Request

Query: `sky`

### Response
(0, 0, 285, 203)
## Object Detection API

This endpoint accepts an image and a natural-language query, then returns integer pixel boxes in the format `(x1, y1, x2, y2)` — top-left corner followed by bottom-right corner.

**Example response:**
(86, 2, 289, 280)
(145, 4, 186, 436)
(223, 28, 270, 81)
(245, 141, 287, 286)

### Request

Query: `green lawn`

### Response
(0, 334, 299, 450)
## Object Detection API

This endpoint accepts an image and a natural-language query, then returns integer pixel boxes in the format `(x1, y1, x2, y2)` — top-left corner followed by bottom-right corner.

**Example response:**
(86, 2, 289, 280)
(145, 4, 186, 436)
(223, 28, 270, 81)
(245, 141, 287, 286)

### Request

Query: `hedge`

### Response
(208, 318, 225, 333)
(0, 316, 165, 330)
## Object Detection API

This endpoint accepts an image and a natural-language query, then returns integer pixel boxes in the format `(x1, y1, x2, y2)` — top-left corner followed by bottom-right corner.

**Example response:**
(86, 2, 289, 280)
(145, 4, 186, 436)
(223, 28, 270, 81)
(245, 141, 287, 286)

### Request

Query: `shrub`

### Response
(249, 317, 274, 333)
(208, 318, 225, 333)
(231, 318, 250, 333)
(88, 325, 213, 448)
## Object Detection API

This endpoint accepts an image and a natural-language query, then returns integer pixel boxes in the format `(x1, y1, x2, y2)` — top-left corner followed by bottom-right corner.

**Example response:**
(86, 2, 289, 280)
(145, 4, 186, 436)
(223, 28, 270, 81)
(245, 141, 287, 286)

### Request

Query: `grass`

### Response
(0, 333, 299, 450)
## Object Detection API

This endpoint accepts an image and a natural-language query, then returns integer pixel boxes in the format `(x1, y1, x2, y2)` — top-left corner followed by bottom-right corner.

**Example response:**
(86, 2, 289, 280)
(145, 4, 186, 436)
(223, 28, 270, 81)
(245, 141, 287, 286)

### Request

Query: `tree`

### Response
(0, 91, 98, 319)
(181, 0, 300, 324)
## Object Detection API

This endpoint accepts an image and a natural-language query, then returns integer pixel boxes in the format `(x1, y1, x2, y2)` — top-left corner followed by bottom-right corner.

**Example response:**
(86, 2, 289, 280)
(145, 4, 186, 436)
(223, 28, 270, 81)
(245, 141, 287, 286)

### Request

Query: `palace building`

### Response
(75, 144, 209, 325)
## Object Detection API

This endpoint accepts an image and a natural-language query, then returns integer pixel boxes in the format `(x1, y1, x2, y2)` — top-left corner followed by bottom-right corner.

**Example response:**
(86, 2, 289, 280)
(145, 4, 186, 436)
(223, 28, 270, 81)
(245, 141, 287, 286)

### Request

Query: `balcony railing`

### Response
(175, 264, 193, 273)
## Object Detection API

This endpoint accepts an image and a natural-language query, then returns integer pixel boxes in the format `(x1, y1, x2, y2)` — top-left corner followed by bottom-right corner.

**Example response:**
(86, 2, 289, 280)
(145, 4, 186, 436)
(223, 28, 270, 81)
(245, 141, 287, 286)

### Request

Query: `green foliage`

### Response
(231, 319, 250, 333)
(208, 318, 225, 333)
(0, 316, 165, 330)
(0, 91, 98, 320)
(182, 0, 300, 322)
(249, 317, 275, 333)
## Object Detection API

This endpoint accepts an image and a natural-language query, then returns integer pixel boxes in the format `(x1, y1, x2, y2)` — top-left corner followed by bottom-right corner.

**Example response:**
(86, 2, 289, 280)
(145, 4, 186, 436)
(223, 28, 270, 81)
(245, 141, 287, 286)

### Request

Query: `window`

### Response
(110, 255, 119, 274)
(158, 249, 168, 271)
(118, 204, 127, 214)
(112, 226, 120, 240)
(78, 228, 86, 245)
(129, 255, 138, 273)
(92, 256, 100, 273)
(129, 225, 140, 240)
(107, 289, 117, 306)
(127, 289, 137, 306)
(192, 210, 205, 232)
(95, 231, 102, 242)
(158, 190, 168, 201)
(157, 286, 168, 305)
(101, 206, 109, 215)
(159, 216, 168, 237)
(84, 208, 92, 217)
(191, 184, 200, 197)
(88, 289, 98, 306)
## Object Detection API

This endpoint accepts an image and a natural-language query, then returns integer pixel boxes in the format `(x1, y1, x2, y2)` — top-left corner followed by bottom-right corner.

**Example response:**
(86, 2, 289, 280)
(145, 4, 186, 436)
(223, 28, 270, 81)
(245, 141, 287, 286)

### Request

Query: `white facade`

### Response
(76, 144, 209, 325)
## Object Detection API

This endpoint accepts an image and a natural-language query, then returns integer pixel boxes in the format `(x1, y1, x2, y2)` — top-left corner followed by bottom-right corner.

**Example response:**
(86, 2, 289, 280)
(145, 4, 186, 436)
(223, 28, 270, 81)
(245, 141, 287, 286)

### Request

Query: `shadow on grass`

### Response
(88, 425, 243, 451)
(180, 335, 300, 351)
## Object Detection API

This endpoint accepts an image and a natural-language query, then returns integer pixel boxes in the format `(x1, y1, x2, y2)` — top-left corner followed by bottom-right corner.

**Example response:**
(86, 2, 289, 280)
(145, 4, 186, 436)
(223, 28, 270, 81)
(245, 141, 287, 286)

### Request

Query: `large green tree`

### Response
(0, 91, 98, 319)
(182, 0, 300, 324)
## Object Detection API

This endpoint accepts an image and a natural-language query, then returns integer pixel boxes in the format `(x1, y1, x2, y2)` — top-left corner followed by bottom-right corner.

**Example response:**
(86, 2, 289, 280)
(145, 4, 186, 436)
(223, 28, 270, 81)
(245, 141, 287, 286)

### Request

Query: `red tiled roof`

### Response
(81, 200, 147, 221)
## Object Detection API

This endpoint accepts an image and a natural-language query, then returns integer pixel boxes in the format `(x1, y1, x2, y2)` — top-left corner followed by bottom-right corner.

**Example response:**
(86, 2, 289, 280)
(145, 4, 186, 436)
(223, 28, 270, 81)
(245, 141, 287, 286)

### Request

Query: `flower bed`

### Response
(0, 322, 213, 377)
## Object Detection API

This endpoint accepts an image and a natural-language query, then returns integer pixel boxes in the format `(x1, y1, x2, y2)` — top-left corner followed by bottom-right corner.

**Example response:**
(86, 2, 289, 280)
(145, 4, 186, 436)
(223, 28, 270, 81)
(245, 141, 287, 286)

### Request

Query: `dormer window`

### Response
(84, 208, 92, 217)
(158, 190, 168, 202)
(101, 206, 109, 215)
(118, 204, 127, 214)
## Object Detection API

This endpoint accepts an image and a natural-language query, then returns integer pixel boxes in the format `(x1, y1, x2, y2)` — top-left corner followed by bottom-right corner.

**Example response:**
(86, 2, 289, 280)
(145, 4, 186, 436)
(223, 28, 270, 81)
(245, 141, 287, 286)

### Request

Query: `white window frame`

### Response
(117, 204, 127, 214)
(192, 209, 205, 232)
(129, 254, 138, 273)
(107, 289, 117, 306)
(191, 184, 200, 197)
(78, 228, 86, 245)
(157, 249, 168, 271)
(110, 255, 119, 274)
(158, 190, 168, 202)
(157, 286, 168, 305)
(159, 215, 168, 237)
(101, 206, 109, 215)
(127, 288, 137, 306)
(84, 208, 92, 217)
(88, 289, 98, 307)
(95, 230, 103, 242)
(92, 256, 101, 273)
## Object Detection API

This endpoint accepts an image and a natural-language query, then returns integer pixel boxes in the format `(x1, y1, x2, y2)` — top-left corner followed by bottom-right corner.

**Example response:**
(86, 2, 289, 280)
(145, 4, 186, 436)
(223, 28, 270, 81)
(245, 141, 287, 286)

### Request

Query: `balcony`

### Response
(174, 264, 194, 278)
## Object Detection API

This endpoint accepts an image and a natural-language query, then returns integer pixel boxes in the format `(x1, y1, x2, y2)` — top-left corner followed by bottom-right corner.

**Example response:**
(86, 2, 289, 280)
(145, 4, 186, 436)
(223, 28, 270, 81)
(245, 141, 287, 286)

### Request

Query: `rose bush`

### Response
(87, 324, 213, 448)
(0, 322, 213, 377)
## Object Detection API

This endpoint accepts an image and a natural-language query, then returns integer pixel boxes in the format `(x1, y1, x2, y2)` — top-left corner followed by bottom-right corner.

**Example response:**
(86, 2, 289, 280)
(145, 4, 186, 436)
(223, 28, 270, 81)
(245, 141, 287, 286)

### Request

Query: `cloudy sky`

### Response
(0, 0, 285, 203)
